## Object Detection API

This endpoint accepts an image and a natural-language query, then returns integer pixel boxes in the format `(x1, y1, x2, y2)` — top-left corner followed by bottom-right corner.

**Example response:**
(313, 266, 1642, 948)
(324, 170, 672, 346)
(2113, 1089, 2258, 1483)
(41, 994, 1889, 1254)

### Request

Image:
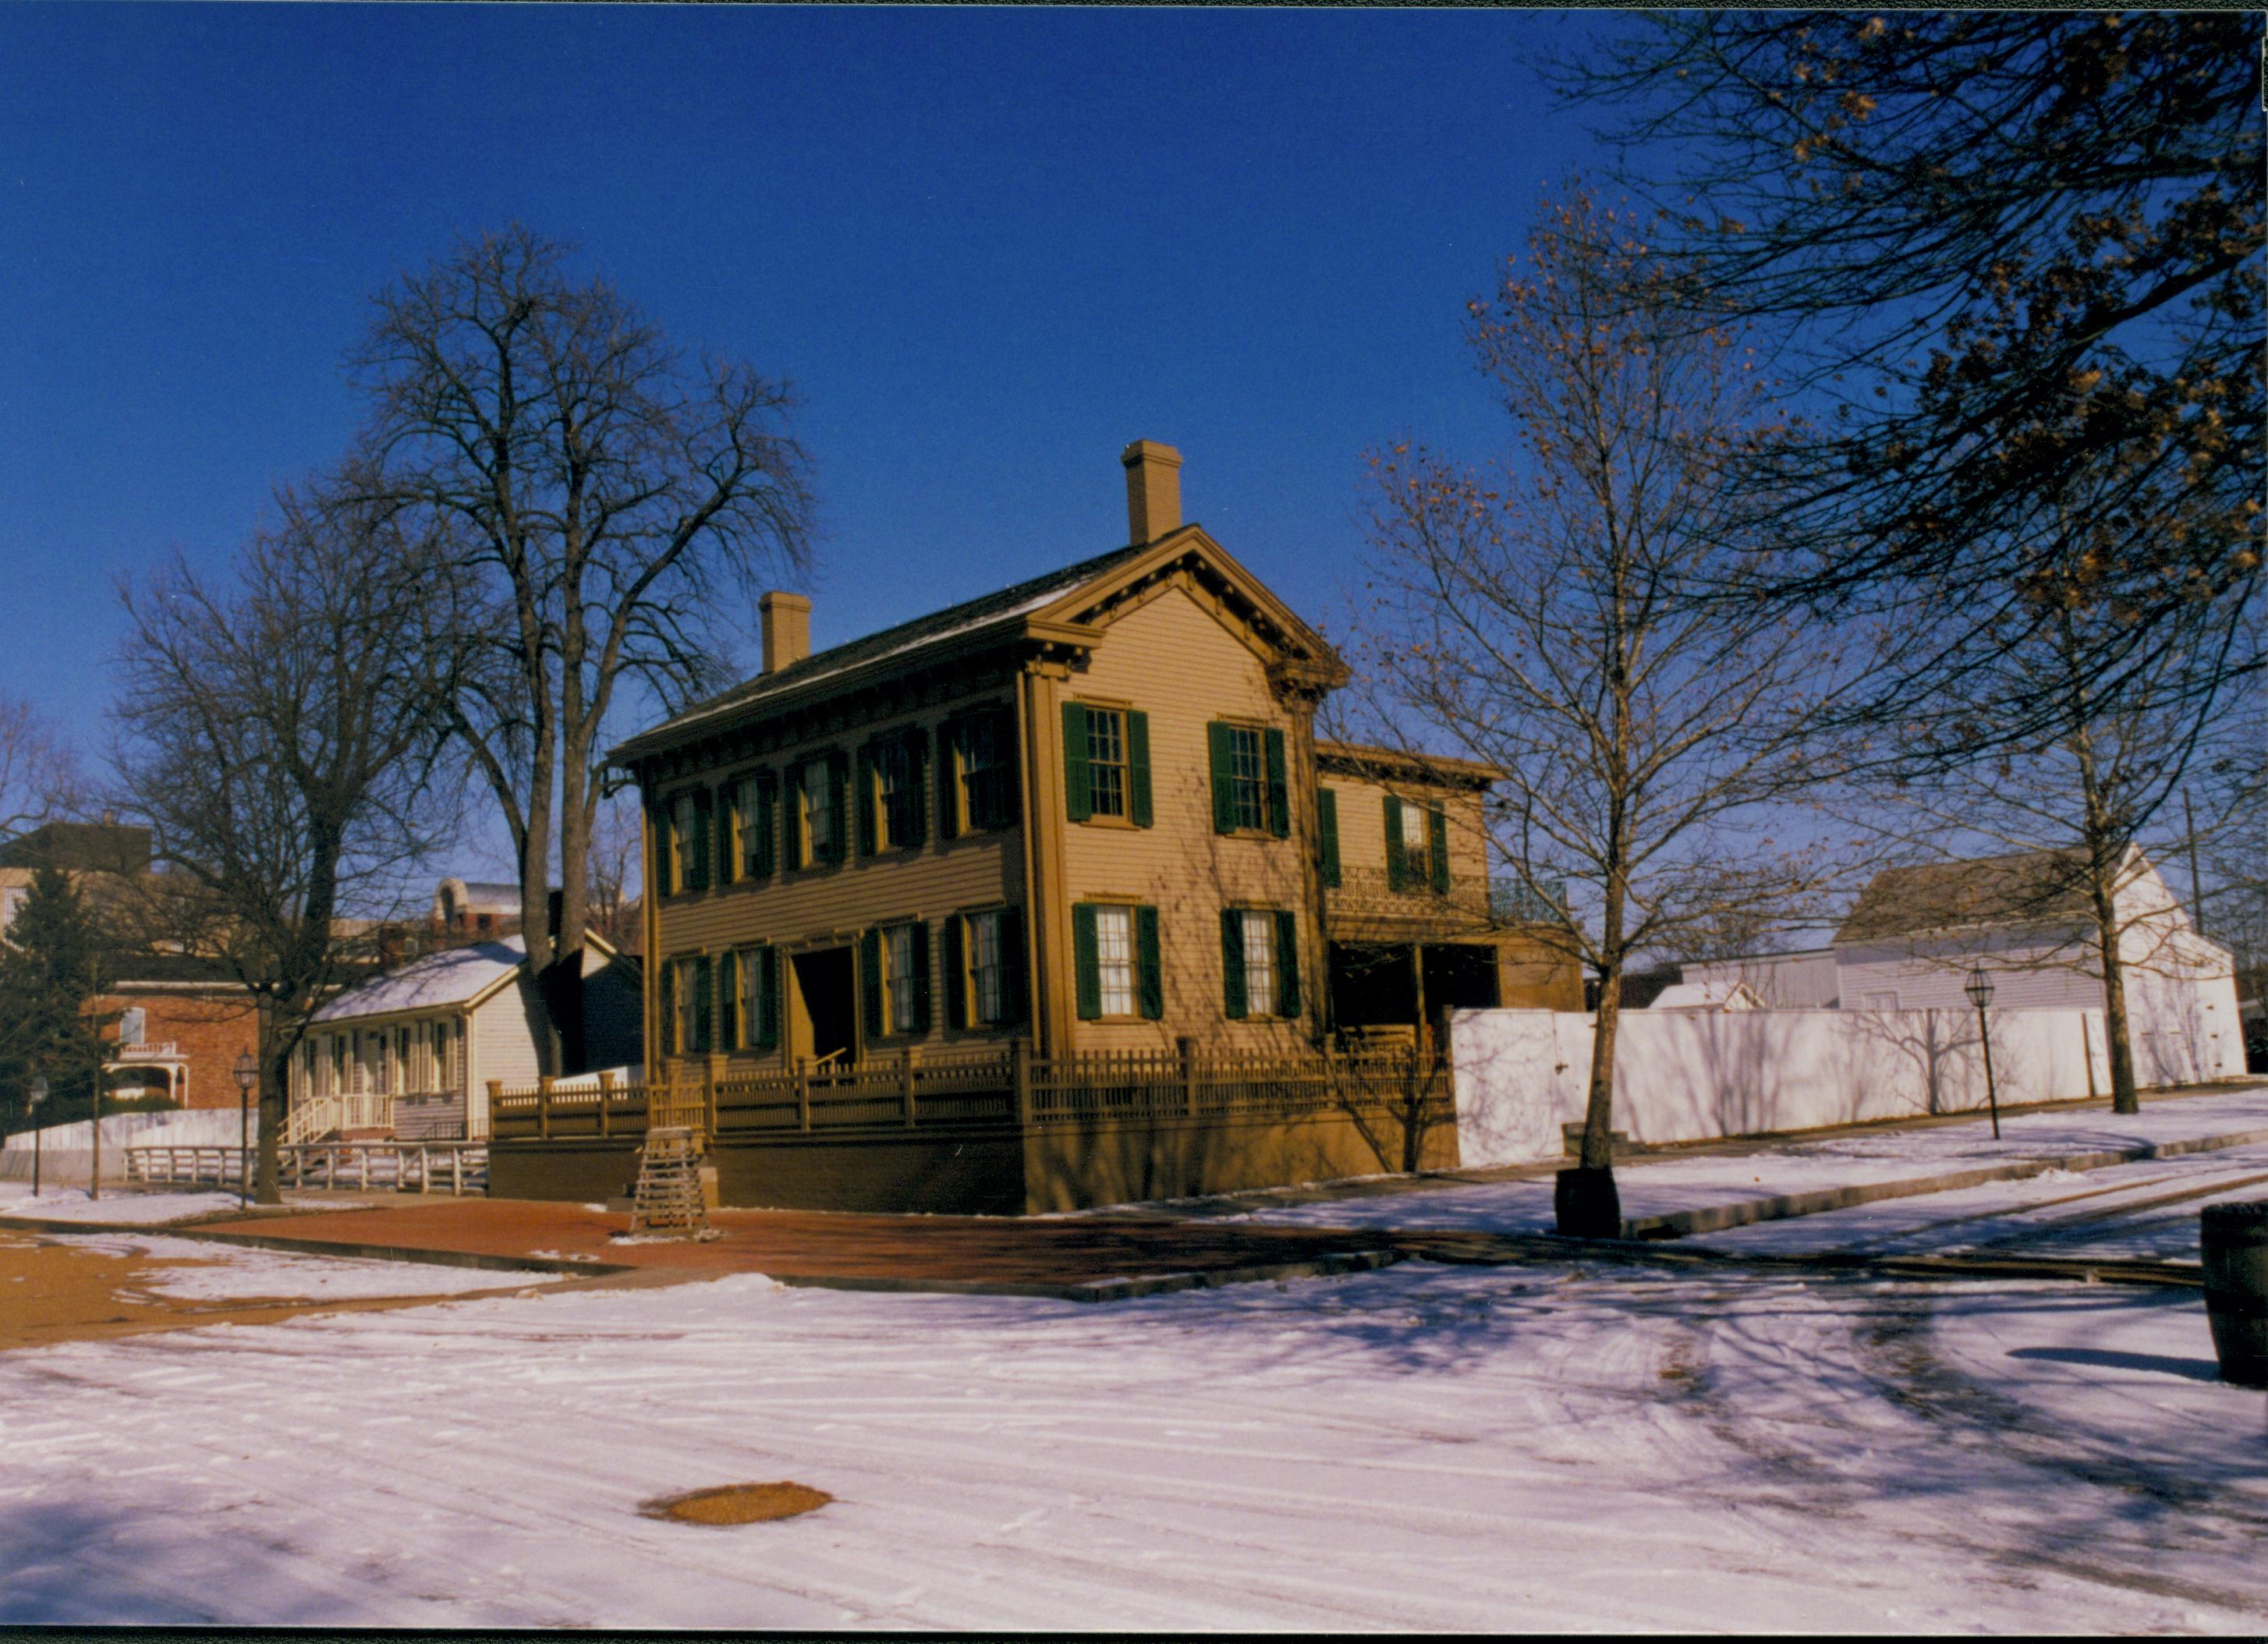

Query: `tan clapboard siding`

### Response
(469, 984, 539, 1135)
(1057, 581, 1310, 1054)
(1320, 772, 1490, 883)
(650, 696, 1029, 1065)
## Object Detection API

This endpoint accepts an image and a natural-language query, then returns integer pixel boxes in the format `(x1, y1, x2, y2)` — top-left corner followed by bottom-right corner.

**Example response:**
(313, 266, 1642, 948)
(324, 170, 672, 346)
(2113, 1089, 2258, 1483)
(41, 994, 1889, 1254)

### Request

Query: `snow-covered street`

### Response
(3, 1249, 2262, 1631)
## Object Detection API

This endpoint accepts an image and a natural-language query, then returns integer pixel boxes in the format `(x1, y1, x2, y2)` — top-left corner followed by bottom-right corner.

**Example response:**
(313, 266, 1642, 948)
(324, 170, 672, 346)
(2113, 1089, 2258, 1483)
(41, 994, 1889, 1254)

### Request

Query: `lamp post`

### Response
(1965, 962, 2001, 1141)
(232, 1051, 258, 1210)
(27, 1075, 45, 1197)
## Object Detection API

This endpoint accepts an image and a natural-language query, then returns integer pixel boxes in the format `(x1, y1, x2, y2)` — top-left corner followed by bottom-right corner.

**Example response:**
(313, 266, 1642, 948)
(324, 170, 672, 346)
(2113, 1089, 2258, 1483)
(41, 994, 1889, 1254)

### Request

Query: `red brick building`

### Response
(97, 955, 262, 1111)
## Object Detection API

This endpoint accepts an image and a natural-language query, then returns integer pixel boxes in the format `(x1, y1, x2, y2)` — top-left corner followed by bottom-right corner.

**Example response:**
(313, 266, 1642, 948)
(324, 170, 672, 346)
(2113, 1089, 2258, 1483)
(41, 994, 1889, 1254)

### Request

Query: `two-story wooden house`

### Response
(488, 441, 1576, 1213)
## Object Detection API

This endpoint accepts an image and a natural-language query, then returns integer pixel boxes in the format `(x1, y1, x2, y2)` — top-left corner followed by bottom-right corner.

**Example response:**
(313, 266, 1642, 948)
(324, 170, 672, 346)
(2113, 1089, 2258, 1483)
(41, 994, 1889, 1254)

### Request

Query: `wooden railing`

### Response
(490, 1046, 1450, 1145)
(284, 1092, 400, 1143)
(126, 1140, 487, 1195)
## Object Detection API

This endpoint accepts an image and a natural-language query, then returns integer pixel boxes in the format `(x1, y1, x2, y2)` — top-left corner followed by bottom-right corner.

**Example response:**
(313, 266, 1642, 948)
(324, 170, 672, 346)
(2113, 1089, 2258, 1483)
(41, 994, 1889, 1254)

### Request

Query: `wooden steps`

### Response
(631, 1126, 711, 1238)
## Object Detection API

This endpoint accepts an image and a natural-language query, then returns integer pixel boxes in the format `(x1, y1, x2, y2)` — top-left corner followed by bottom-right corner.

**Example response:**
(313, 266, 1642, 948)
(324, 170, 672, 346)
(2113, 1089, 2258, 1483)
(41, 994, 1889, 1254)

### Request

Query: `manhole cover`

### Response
(640, 1481, 833, 1525)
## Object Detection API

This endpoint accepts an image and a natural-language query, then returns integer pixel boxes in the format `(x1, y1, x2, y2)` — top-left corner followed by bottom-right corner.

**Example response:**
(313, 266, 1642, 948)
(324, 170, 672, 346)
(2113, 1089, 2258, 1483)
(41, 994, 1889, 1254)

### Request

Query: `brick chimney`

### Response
(1121, 440, 1182, 545)
(759, 590, 812, 674)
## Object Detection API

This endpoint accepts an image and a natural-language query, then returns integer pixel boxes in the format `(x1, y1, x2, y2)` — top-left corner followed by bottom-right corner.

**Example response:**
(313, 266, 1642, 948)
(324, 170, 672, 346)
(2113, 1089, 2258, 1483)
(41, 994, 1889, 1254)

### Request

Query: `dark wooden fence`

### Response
(490, 1045, 1449, 1146)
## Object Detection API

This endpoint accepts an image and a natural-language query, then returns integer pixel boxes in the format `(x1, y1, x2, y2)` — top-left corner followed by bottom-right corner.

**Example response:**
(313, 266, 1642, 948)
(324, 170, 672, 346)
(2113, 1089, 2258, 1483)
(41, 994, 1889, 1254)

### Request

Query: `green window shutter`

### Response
(1127, 710, 1153, 828)
(1384, 795, 1408, 891)
(909, 920, 932, 1033)
(1207, 721, 1236, 834)
(1136, 905, 1164, 1020)
(1263, 728, 1290, 838)
(1318, 788, 1341, 887)
(859, 927, 883, 1040)
(651, 804, 675, 899)
(994, 710, 1022, 830)
(1274, 910, 1302, 1018)
(1001, 906, 1028, 1024)
(1428, 801, 1450, 895)
(658, 958, 676, 1052)
(1220, 909, 1247, 1020)
(943, 914, 968, 1029)
(938, 725, 962, 842)
(902, 732, 929, 849)
(754, 773, 778, 877)
(756, 947, 781, 1051)
(854, 746, 878, 857)
(1072, 903, 1101, 1020)
(693, 955, 714, 1053)
(688, 790, 714, 892)
(1061, 703, 1091, 823)
(826, 752, 850, 863)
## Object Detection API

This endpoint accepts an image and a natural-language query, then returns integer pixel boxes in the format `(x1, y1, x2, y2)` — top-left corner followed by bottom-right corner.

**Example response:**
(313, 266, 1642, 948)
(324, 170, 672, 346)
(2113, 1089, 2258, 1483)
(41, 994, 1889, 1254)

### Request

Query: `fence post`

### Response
(452, 1148, 462, 1196)
(1179, 1035, 1199, 1118)
(796, 1058, 811, 1132)
(705, 1052, 725, 1143)
(537, 1075, 554, 1141)
(487, 1079, 504, 1141)
(903, 1048, 918, 1128)
(597, 1071, 613, 1139)
(1013, 1039, 1033, 1128)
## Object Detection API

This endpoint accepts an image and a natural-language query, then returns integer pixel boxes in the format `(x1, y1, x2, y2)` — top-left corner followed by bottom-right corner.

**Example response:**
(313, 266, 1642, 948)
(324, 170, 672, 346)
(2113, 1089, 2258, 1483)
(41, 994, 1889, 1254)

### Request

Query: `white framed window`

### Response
(1240, 909, 1279, 1017)
(1093, 905, 1136, 1018)
(803, 756, 837, 863)
(1085, 707, 1128, 818)
(968, 909, 1006, 1026)
(884, 924, 920, 1034)
(1862, 990, 1900, 1011)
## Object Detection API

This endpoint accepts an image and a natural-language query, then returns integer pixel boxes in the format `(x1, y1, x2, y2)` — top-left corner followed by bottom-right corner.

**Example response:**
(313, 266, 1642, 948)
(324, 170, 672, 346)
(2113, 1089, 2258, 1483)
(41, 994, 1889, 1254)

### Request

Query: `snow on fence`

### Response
(1451, 1006, 2112, 1167)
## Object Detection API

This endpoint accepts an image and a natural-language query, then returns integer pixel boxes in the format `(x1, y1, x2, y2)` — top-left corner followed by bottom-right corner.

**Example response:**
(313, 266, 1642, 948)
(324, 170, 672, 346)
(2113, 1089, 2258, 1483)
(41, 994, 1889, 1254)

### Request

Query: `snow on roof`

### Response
(313, 938, 526, 1022)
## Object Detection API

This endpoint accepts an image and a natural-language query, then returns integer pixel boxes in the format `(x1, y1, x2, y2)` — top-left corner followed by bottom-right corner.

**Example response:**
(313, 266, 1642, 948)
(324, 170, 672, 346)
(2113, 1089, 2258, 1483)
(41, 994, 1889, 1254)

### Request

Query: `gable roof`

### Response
(313, 939, 530, 1021)
(1316, 740, 1504, 790)
(613, 541, 1151, 763)
(1832, 848, 2119, 946)
(613, 526, 1348, 767)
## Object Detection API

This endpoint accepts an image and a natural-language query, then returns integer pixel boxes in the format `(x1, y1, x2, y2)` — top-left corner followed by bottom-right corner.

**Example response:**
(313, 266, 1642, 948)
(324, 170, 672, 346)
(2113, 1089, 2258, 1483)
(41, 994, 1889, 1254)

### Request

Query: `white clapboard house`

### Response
(288, 934, 643, 1141)
(1686, 847, 2244, 1086)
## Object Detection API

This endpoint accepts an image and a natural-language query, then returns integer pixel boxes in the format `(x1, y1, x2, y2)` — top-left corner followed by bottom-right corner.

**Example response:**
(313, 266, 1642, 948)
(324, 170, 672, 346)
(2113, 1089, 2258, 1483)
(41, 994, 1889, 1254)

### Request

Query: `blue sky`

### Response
(2, 3, 1621, 859)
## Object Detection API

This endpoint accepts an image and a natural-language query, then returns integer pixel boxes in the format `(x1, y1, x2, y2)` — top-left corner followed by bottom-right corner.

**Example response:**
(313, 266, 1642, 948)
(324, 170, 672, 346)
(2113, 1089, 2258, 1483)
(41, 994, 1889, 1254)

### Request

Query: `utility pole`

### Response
(2185, 789, 2207, 938)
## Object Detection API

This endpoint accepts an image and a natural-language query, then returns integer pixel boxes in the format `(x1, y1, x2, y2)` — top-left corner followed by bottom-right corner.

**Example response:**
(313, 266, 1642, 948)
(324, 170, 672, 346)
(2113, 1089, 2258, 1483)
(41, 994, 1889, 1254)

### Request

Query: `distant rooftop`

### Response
(314, 938, 528, 1022)
(1834, 849, 2105, 946)
(0, 819, 151, 876)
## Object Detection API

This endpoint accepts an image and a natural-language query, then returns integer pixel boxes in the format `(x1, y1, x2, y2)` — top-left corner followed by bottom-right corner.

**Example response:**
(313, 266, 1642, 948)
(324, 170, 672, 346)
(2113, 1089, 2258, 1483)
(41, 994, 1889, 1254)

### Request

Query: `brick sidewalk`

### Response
(194, 1198, 1402, 1291)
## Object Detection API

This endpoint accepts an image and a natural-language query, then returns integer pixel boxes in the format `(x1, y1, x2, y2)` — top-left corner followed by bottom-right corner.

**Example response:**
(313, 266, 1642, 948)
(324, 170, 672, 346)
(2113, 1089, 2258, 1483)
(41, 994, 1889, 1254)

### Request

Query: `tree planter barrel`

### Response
(1555, 1166, 1623, 1240)
(2200, 1200, 2268, 1389)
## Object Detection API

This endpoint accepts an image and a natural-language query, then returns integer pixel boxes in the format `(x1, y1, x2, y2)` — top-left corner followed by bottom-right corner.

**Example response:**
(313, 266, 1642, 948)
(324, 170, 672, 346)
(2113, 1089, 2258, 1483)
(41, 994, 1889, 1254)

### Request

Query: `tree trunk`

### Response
(253, 1013, 285, 1206)
(2093, 884, 2142, 1115)
(1581, 969, 1621, 1171)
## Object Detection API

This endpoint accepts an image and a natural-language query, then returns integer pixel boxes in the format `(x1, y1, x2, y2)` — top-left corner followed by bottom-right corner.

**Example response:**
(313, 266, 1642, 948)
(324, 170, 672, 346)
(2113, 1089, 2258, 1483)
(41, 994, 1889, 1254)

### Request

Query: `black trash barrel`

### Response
(2200, 1200, 2268, 1389)
(1555, 1166, 1622, 1240)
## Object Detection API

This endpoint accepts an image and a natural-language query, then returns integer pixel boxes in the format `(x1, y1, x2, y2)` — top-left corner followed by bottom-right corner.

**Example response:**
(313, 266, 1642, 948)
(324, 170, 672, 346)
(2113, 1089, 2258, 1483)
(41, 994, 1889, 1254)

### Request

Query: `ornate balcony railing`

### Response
(1326, 865, 1567, 930)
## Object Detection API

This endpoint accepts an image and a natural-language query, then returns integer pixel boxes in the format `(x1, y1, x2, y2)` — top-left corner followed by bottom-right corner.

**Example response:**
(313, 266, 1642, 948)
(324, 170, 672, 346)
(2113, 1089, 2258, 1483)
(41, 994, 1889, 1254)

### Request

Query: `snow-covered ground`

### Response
(1692, 1144, 2268, 1264)
(33, 1231, 562, 1302)
(1231, 1088, 2268, 1235)
(0, 1186, 253, 1225)
(2, 1257, 2261, 1629)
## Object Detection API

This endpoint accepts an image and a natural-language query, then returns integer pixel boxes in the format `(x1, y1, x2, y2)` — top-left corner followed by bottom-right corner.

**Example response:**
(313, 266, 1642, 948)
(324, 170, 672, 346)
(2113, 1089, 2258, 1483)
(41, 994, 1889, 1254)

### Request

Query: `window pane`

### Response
(885, 925, 918, 1033)
(1241, 909, 1278, 1017)
(1086, 708, 1126, 817)
(804, 758, 835, 859)
(1094, 905, 1135, 1016)
(670, 794, 696, 891)
(962, 717, 1004, 830)
(1228, 728, 1267, 831)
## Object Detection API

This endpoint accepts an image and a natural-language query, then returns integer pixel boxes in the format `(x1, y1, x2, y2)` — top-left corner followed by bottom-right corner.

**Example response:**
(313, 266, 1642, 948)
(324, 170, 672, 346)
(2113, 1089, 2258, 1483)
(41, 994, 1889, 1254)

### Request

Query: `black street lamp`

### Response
(27, 1075, 45, 1197)
(232, 1052, 258, 1210)
(1965, 962, 2001, 1141)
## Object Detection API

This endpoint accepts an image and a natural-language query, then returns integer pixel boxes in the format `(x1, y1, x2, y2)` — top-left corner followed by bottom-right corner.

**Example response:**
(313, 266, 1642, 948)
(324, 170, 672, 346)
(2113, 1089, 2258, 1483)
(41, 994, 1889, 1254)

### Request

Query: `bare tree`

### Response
(0, 696, 84, 847)
(1855, 569, 2261, 1112)
(352, 226, 817, 1073)
(586, 793, 644, 957)
(1564, 13, 2263, 759)
(110, 473, 466, 1201)
(1354, 189, 1855, 1234)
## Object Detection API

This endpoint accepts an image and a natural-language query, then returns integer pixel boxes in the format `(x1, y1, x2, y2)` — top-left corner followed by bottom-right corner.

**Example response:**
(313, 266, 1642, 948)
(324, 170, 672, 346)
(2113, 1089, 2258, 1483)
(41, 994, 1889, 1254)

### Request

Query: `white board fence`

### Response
(1451, 1006, 2113, 1168)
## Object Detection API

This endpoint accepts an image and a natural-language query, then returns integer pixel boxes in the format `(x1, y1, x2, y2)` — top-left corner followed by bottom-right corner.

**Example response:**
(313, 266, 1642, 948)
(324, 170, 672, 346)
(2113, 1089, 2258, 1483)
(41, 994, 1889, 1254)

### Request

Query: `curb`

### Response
(1618, 1125, 2268, 1241)
(2, 1216, 632, 1280)
(769, 1247, 1407, 1304)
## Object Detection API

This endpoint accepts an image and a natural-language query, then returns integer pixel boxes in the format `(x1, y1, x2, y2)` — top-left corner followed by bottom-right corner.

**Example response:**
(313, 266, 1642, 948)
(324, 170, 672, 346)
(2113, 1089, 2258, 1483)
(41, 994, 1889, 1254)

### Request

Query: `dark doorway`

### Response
(1420, 944, 1501, 1015)
(792, 947, 858, 1067)
(1329, 941, 1419, 1029)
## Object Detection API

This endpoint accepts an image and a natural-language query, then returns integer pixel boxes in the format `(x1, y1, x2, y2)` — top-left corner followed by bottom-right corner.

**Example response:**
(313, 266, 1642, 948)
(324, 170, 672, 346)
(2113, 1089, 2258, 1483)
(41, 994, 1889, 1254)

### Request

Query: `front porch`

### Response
(487, 1045, 1459, 1214)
